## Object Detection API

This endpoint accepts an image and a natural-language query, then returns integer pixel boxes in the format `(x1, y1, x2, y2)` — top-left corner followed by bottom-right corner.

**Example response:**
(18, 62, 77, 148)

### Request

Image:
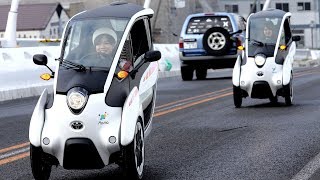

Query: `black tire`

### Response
(269, 96, 278, 104)
(30, 144, 52, 180)
(233, 85, 242, 108)
(181, 66, 193, 81)
(284, 75, 293, 106)
(121, 119, 144, 180)
(203, 27, 231, 56)
(196, 68, 207, 80)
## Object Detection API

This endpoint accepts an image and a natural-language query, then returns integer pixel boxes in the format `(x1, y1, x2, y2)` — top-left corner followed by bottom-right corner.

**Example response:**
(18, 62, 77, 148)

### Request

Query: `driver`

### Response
(92, 28, 132, 71)
(91, 27, 117, 67)
(263, 21, 277, 43)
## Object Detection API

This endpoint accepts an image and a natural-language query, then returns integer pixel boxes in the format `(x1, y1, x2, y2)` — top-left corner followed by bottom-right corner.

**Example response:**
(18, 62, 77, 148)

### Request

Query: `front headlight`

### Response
(67, 87, 88, 110)
(254, 54, 266, 67)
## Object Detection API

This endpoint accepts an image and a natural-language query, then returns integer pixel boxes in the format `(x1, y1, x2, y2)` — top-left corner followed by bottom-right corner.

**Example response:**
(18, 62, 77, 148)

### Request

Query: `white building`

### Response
(220, 0, 320, 48)
(0, 3, 69, 39)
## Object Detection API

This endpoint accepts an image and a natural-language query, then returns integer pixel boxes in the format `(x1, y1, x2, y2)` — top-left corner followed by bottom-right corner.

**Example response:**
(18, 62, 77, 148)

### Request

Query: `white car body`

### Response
(29, 2, 161, 180)
(232, 9, 300, 107)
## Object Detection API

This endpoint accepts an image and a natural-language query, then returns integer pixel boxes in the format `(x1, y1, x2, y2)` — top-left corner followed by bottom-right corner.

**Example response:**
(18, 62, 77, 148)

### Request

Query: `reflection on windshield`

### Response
(61, 18, 129, 68)
(248, 17, 281, 57)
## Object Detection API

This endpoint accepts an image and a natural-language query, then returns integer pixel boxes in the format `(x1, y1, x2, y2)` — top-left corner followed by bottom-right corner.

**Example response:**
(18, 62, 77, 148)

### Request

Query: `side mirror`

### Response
(144, 50, 161, 62)
(292, 35, 301, 42)
(33, 54, 55, 79)
(33, 54, 48, 65)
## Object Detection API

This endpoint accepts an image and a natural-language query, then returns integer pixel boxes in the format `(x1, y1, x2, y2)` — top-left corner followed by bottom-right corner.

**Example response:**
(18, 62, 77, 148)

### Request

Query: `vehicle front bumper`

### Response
(239, 59, 284, 98)
(41, 94, 122, 169)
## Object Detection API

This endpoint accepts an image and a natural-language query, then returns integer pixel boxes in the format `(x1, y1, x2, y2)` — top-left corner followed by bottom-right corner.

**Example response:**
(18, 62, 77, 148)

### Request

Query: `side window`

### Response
(279, 26, 286, 45)
(130, 18, 150, 64)
(284, 19, 292, 44)
(238, 16, 246, 31)
(119, 34, 133, 72)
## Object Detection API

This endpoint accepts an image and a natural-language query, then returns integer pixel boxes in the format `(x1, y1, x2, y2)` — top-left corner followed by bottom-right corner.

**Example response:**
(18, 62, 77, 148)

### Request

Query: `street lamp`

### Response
(310, 20, 315, 49)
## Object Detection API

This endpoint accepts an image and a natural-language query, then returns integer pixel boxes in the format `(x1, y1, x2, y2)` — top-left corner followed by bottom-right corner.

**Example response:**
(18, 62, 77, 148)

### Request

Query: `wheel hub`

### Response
(207, 32, 226, 50)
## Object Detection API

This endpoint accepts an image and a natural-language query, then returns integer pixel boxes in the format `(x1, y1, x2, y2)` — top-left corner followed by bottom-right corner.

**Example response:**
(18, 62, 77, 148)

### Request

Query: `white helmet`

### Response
(92, 27, 117, 45)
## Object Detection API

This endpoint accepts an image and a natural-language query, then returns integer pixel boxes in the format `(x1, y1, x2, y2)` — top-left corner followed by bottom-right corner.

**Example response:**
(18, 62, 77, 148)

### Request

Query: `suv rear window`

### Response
(186, 16, 233, 34)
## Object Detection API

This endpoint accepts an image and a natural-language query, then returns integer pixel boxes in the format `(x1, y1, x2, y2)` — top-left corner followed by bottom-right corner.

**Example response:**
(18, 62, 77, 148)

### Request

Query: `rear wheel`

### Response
(196, 68, 207, 80)
(284, 75, 293, 106)
(233, 86, 242, 108)
(30, 144, 52, 180)
(181, 66, 193, 81)
(121, 119, 144, 180)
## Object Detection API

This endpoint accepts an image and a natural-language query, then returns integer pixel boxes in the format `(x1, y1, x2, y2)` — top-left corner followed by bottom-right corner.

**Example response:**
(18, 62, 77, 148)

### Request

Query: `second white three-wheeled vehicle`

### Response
(232, 9, 300, 108)
(29, 2, 161, 179)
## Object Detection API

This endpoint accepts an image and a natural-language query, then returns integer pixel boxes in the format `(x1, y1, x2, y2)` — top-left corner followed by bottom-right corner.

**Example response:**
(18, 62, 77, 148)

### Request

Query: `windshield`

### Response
(61, 18, 129, 68)
(248, 17, 281, 57)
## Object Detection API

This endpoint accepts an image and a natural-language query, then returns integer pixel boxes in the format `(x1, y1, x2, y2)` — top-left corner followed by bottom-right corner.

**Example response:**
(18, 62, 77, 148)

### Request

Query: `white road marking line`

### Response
(0, 147, 30, 160)
(291, 152, 320, 180)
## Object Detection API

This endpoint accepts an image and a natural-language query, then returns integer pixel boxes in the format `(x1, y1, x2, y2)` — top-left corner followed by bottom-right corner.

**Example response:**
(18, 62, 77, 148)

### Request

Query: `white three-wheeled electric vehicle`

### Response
(232, 9, 300, 108)
(29, 3, 161, 179)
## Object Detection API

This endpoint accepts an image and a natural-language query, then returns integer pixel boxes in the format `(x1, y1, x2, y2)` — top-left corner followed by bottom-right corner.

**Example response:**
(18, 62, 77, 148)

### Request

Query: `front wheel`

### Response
(284, 75, 293, 106)
(121, 119, 145, 180)
(30, 144, 52, 180)
(233, 85, 242, 108)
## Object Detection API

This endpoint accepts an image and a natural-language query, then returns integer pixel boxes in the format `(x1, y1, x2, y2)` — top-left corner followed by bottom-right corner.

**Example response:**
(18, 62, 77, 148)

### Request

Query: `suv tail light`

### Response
(179, 37, 184, 49)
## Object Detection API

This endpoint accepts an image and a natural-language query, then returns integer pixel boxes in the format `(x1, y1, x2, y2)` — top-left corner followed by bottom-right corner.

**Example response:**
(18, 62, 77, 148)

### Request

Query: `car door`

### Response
(127, 17, 154, 127)
(276, 18, 292, 65)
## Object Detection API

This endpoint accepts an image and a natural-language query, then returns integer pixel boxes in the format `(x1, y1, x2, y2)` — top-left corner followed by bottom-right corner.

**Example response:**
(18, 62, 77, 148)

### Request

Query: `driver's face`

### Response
(95, 35, 114, 55)
(264, 26, 273, 37)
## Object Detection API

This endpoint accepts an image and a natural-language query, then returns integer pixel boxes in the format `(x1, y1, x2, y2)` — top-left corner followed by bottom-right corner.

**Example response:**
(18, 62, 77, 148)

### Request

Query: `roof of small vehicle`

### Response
(251, 9, 287, 19)
(72, 2, 145, 20)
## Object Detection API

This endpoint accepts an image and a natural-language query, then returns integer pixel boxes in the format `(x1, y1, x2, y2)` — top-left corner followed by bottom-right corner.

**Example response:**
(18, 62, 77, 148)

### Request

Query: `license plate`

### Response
(184, 42, 197, 49)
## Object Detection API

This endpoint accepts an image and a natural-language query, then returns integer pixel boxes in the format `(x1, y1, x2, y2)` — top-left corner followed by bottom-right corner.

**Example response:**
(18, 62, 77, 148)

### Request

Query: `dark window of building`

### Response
(298, 2, 311, 11)
(305, 2, 311, 10)
(250, 3, 264, 12)
(225, 4, 239, 13)
(276, 3, 289, 12)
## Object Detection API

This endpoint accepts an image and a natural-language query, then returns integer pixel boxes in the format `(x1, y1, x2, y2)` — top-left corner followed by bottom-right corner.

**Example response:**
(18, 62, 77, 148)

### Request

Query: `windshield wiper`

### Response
(249, 39, 264, 47)
(56, 58, 86, 71)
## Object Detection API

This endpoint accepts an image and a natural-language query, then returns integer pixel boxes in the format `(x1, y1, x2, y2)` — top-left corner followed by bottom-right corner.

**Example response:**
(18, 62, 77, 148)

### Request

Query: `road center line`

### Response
(155, 87, 231, 109)
(154, 92, 233, 117)
(0, 147, 29, 160)
(0, 152, 29, 166)
(0, 142, 29, 154)
(155, 90, 232, 112)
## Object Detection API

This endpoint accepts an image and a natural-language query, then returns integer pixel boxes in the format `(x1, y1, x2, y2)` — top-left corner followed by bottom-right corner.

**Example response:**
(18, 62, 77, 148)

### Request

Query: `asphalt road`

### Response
(0, 66, 320, 180)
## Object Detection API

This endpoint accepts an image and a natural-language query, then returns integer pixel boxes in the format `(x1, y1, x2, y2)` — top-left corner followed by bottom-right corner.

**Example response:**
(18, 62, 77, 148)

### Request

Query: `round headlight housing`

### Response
(67, 87, 88, 110)
(254, 54, 266, 67)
